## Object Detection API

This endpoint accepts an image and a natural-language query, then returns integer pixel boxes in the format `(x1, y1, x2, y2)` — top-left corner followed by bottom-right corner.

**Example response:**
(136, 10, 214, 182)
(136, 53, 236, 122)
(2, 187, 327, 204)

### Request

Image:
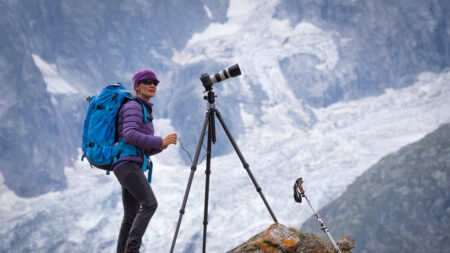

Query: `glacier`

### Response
(1, 69, 449, 252)
(173, 0, 338, 106)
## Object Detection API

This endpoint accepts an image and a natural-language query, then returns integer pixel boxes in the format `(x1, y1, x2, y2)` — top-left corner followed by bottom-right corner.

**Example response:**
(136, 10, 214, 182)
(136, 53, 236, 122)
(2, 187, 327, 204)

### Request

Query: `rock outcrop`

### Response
(228, 223, 354, 253)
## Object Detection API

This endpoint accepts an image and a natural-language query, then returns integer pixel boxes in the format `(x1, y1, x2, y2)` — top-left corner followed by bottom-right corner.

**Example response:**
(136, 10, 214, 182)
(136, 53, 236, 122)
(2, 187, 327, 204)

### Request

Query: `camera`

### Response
(201, 64, 241, 90)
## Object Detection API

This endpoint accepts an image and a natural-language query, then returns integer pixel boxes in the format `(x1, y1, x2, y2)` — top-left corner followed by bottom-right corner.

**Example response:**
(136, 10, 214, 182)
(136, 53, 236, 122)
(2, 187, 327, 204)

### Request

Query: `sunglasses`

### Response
(140, 79, 159, 86)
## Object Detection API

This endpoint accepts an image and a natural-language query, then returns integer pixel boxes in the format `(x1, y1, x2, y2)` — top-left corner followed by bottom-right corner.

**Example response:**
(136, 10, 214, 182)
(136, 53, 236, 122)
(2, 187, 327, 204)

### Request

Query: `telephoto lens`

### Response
(209, 64, 241, 84)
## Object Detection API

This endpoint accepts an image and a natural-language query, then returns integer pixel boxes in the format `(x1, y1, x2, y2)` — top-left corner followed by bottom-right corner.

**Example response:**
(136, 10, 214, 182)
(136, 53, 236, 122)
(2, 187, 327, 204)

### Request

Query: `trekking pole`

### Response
(294, 178, 342, 253)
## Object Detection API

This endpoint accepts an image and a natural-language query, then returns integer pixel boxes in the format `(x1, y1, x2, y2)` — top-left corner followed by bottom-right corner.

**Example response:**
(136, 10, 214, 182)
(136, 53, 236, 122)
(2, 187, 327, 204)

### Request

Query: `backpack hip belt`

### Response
(114, 139, 153, 183)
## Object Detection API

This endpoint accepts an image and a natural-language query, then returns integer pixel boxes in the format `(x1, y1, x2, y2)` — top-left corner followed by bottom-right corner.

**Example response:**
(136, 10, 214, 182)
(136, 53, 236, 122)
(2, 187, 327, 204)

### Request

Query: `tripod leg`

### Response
(210, 105, 216, 144)
(215, 110, 278, 222)
(170, 110, 211, 253)
(202, 113, 213, 253)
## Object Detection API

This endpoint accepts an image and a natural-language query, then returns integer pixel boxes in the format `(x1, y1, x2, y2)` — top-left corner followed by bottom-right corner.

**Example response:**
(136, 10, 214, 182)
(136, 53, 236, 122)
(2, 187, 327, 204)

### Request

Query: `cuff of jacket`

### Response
(150, 136, 163, 150)
(148, 148, 163, 156)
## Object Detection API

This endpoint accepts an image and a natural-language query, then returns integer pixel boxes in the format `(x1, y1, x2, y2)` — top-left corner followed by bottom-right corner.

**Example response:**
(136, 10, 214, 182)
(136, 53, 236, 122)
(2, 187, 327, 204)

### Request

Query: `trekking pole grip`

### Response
(296, 178, 305, 194)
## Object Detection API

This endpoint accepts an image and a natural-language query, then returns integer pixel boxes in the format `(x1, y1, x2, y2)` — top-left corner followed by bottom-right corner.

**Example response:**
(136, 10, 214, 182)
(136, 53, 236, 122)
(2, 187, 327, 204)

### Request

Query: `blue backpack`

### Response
(81, 83, 153, 182)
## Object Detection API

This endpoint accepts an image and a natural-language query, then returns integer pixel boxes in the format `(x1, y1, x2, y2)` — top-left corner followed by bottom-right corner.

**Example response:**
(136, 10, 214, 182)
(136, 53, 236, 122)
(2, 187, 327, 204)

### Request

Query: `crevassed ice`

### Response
(31, 54, 78, 95)
(172, 0, 338, 105)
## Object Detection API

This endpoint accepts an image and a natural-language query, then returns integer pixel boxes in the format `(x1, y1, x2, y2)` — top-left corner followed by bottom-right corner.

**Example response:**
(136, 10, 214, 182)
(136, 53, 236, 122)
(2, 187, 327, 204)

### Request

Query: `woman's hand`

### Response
(160, 133, 177, 150)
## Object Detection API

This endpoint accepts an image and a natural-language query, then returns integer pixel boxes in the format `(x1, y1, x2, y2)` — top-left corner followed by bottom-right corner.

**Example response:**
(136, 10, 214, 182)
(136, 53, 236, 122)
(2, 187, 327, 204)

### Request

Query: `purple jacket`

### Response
(112, 97, 163, 170)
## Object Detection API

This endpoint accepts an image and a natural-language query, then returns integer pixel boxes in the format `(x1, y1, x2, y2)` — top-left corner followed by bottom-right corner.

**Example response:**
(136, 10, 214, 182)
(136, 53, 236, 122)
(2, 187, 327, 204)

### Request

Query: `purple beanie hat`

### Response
(132, 69, 160, 88)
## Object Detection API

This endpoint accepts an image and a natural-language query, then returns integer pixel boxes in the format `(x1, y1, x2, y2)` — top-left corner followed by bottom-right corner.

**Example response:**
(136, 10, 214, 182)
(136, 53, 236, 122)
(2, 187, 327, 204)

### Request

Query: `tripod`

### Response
(169, 75, 278, 253)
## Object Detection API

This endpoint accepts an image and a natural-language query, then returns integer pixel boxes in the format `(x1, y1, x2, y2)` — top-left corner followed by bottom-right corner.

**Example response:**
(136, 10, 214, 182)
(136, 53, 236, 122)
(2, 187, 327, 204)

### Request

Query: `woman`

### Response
(112, 69, 177, 253)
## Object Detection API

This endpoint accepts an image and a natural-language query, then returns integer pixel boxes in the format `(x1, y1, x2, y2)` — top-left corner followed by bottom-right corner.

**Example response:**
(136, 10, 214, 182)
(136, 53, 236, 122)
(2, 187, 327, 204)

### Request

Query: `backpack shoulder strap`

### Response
(128, 98, 149, 124)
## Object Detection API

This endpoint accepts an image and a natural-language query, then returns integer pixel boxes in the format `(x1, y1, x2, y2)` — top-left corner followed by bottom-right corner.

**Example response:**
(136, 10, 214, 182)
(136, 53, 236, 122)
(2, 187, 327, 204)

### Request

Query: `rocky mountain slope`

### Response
(301, 123, 450, 252)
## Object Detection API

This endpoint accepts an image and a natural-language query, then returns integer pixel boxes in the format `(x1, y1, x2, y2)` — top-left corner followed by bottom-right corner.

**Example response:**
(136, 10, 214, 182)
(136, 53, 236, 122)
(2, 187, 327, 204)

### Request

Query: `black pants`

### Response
(114, 162, 158, 253)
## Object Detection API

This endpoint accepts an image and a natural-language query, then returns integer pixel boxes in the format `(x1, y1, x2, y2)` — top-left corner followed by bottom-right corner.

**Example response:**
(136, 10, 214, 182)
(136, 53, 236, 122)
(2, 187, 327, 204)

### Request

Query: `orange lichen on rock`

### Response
(228, 223, 353, 253)
(228, 223, 299, 253)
